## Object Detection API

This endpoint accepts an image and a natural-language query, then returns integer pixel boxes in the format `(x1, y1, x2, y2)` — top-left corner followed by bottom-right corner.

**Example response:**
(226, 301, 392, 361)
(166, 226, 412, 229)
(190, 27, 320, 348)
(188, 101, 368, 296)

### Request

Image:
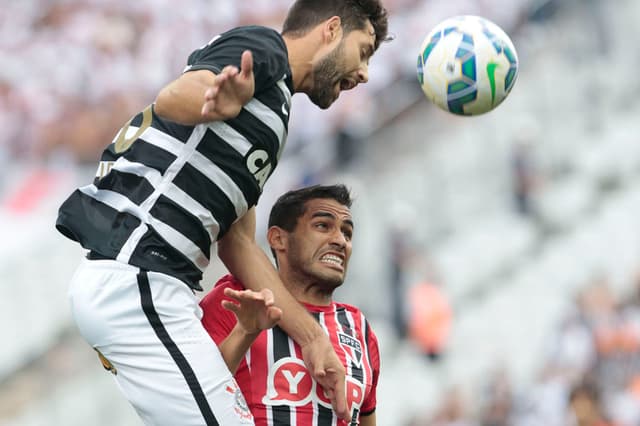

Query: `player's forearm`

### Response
(218, 236, 325, 346)
(219, 324, 259, 373)
(155, 71, 224, 125)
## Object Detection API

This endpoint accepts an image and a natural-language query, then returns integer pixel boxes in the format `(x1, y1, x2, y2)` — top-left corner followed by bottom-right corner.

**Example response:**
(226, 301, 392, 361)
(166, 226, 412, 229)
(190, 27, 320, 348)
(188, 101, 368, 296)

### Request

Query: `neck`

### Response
(282, 33, 319, 93)
(279, 268, 334, 306)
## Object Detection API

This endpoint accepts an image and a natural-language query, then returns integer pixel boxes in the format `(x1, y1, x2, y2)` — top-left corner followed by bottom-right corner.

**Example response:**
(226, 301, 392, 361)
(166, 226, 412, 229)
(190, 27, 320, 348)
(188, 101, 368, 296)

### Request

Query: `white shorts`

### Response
(68, 258, 254, 426)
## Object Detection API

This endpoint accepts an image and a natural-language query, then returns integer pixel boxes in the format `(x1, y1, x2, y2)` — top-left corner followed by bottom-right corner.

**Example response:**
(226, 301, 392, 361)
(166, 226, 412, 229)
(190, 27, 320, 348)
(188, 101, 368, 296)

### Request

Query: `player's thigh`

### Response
(110, 323, 253, 426)
(69, 261, 253, 425)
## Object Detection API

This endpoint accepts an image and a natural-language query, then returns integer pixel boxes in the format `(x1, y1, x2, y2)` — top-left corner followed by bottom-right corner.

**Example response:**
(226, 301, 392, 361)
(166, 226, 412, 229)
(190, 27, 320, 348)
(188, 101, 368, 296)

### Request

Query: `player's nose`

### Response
(330, 229, 348, 248)
(357, 63, 369, 84)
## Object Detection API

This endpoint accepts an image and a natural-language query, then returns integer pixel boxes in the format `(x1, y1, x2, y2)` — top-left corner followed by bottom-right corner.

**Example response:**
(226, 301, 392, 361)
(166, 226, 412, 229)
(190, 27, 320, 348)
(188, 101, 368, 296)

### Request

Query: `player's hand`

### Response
(201, 50, 255, 121)
(300, 334, 350, 421)
(222, 287, 282, 335)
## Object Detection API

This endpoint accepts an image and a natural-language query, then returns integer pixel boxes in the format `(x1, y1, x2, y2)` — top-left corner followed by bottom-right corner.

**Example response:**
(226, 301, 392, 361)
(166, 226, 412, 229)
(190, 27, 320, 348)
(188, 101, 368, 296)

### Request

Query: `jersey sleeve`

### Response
(199, 275, 243, 345)
(360, 320, 380, 416)
(185, 26, 289, 93)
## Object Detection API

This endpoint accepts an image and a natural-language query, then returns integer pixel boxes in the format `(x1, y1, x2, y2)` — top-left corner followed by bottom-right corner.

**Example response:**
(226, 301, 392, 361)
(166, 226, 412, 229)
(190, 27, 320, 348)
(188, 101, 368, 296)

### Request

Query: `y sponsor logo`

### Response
(263, 358, 365, 420)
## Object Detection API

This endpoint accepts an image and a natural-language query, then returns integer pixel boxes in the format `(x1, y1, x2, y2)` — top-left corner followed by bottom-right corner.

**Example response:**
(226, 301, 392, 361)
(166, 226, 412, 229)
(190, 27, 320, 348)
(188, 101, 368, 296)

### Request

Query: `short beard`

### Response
(308, 41, 345, 109)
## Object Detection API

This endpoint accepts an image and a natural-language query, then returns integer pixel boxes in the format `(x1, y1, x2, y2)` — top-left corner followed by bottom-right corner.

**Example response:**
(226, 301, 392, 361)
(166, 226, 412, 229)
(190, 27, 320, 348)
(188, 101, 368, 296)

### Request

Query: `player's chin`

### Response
(309, 88, 340, 109)
(317, 266, 345, 284)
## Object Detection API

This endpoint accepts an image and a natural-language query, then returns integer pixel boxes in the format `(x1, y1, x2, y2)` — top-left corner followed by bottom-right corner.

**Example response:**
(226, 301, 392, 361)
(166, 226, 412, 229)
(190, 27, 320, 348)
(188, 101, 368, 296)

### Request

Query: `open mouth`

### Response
(320, 253, 344, 270)
(339, 78, 357, 91)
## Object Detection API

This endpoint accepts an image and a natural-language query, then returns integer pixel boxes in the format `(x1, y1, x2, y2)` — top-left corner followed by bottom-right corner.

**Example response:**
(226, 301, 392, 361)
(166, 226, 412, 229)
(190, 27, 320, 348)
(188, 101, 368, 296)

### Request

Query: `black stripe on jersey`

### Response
(226, 109, 281, 164)
(130, 229, 204, 291)
(172, 163, 237, 239)
(123, 140, 177, 174)
(94, 170, 155, 205)
(196, 129, 260, 205)
(318, 405, 334, 426)
(312, 311, 334, 426)
(126, 107, 195, 145)
(137, 271, 219, 426)
(272, 326, 291, 361)
(149, 195, 212, 256)
(337, 309, 364, 383)
(56, 190, 141, 258)
(151, 113, 194, 144)
(271, 326, 292, 425)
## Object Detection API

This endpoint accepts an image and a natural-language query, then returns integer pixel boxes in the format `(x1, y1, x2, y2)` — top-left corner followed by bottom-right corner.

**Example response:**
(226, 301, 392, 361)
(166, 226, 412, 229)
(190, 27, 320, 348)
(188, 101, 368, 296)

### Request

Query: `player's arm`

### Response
(360, 412, 377, 426)
(154, 50, 255, 125)
(217, 208, 350, 421)
(218, 287, 282, 373)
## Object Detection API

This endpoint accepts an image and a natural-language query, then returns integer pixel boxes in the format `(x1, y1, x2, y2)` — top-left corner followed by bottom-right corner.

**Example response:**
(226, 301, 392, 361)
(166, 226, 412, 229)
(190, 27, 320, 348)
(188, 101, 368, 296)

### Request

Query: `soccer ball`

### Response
(417, 15, 519, 116)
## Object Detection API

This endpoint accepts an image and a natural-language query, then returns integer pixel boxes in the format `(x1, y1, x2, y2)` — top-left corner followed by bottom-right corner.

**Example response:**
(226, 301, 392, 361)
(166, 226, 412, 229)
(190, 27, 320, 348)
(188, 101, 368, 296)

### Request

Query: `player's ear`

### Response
(324, 16, 342, 43)
(267, 226, 287, 252)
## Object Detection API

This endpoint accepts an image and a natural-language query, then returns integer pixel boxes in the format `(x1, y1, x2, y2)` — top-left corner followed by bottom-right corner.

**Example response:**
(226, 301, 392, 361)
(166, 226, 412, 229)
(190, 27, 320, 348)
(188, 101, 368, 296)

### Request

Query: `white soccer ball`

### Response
(417, 15, 519, 116)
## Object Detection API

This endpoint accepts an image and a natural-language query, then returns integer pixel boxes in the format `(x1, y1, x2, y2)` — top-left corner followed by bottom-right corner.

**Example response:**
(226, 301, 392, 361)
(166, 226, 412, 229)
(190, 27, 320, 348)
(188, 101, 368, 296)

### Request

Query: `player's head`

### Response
(267, 184, 354, 291)
(282, 0, 390, 108)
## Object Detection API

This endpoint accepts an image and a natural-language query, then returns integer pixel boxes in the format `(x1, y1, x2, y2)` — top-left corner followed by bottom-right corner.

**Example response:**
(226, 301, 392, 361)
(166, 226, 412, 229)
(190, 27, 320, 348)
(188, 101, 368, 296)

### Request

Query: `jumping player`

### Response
(56, 1, 389, 425)
(201, 184, 380, 426)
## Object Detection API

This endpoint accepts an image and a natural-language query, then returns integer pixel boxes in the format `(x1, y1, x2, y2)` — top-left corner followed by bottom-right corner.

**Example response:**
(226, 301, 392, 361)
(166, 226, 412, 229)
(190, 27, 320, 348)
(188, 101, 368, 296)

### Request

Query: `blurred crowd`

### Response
(0, 0, 533, 174)
(405, 271, 640, 426)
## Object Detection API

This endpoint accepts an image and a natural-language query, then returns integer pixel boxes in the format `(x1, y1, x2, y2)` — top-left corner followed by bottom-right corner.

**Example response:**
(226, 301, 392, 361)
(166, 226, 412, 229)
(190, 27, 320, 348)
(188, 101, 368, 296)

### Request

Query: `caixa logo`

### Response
(262, 358, 364, 413)
(245, 148, 272, 190)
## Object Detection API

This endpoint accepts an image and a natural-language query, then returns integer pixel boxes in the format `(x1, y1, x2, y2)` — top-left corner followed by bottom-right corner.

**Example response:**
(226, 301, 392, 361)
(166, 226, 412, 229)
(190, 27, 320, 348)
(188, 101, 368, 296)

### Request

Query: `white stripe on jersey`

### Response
(80, 185, 150, 221)
(111, 158, 162, 187)
(78, 185, 149, 264)
(79, 186, 209, 271)
(206, 122, 252, 157)
(118, 222, 149, 264)
(265, 329, 275, 426)
(287, 337, 298, 426)
(244, 98, 288, 148)
(275, 77, 291, 160)
(164, 183, 220, 242)
(111, 151, 221, 244)
(190, 150, 248, 218)
(277, 77, 292, 105)
(148, 217, 209, 270)
(140, 126, 186, 157)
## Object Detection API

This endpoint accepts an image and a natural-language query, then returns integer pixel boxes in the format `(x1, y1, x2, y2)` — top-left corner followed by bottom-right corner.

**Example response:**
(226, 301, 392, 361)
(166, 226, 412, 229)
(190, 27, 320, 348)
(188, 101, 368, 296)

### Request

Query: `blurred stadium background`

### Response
(2, 0, 640, 424)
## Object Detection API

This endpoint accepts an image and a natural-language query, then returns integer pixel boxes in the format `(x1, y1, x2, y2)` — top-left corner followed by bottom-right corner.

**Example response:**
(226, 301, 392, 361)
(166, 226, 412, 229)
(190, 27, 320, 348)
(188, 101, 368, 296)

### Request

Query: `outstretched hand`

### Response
(201, 50, 255, 121)
(300, 334, 350, 421)
(222, 287, 282, 335)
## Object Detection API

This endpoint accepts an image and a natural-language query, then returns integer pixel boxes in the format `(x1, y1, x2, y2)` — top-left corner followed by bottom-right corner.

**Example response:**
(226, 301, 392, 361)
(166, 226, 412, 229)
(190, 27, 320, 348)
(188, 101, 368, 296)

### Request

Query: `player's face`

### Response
(308, 20, 376, 109)
(286, 199, 353, 289)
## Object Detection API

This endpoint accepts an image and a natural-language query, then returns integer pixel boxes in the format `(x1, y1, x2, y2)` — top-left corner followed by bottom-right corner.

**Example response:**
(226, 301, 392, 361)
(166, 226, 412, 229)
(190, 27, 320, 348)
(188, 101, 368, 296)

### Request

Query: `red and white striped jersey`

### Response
(201, 275, 380, 426)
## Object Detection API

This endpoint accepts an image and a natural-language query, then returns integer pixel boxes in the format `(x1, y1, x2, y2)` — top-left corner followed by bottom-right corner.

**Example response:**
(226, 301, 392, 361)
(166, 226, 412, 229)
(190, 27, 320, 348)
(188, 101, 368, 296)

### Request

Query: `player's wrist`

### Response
(234, 323, 261, 339)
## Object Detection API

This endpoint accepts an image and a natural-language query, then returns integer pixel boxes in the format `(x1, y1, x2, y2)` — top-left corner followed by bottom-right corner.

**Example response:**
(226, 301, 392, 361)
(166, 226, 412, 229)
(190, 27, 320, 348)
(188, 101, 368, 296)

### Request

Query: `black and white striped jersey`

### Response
(56, 26, 293, 290)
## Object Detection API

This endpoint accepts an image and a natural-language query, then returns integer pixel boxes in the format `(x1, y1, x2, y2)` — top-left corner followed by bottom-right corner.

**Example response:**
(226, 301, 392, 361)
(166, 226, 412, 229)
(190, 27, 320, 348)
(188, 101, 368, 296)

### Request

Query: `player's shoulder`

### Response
(212, 274, 245, 290)
(225, 25, 281, 38)
(200, 274, 244, 310)
(221, 25, 285, 50)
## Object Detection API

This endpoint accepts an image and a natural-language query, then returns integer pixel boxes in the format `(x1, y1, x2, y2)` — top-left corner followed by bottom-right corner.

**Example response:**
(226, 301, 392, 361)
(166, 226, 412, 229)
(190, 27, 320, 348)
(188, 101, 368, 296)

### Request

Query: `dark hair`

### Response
(268, 184, 353, 261)
(282, 0, 390, 51)
(269, 184, 353, 231)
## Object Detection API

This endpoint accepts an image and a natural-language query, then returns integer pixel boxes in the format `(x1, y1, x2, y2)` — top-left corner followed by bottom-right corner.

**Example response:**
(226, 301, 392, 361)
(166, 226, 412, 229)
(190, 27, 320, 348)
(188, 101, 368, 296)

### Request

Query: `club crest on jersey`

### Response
(338, 332, 363, 368)
(225, 379, 253, 421)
